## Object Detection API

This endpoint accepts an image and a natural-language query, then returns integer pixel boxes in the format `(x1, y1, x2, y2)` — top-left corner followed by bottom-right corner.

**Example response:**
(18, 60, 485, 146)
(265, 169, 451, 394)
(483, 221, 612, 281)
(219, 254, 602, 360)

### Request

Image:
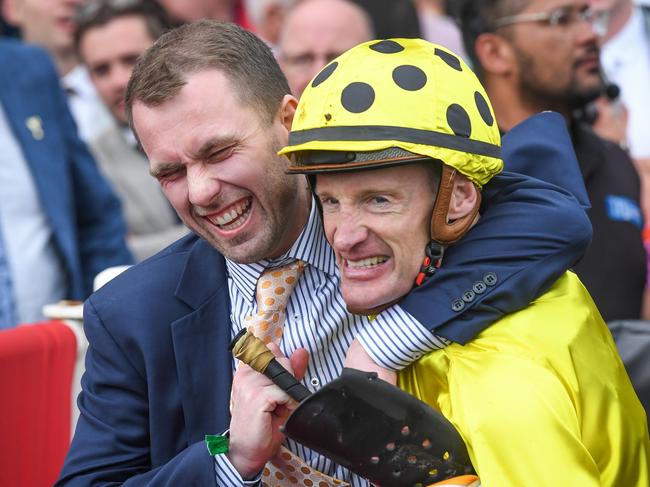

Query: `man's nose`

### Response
(576, 11, 601, 44)
(331, 216, 369, 253)
(186, 165, 220, 207)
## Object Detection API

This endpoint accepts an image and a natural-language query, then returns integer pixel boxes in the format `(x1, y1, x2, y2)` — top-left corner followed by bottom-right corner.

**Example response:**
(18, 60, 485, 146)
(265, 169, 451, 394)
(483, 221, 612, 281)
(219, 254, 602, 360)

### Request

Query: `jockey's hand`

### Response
(228, 343, 309, 479)
(344, 337, 396, 385)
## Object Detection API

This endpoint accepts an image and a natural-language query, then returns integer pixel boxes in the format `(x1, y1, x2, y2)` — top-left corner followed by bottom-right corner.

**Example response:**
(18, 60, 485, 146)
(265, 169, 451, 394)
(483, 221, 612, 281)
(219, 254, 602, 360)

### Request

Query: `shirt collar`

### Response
(61, 65, 95, 99)
(226, 199, 337, 301)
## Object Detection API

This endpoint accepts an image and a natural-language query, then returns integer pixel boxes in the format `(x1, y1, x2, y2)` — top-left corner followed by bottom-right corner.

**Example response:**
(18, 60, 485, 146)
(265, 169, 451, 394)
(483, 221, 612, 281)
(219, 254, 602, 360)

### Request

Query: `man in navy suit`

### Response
(57, 21, 591, 485)
(0, 39, 132, 327)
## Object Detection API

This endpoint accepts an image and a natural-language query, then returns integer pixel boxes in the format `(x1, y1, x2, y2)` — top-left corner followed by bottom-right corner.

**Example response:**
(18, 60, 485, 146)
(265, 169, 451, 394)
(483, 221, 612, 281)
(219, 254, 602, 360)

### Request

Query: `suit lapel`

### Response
(171, 239, 233, 443)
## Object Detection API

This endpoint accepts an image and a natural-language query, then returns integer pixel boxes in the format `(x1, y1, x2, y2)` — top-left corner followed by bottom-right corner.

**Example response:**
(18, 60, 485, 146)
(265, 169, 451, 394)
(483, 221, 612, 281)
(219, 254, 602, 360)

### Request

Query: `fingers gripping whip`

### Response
(230, 328, 310, 402)
(230, 328, 475, 486)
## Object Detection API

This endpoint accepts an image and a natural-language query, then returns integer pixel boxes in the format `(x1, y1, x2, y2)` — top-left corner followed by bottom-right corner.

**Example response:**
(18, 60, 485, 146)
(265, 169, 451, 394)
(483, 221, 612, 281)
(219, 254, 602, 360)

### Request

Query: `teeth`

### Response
(347, 256, 387, 268)
(213, 200, 250, 226)
(221, 214, 247, 231)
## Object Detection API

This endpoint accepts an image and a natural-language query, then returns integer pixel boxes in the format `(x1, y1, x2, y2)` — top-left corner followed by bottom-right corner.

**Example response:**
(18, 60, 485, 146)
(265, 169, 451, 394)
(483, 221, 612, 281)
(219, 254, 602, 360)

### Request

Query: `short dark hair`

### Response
(454, 0, 529, 75)
(74, 0, 173, 52)
(125, 20, 291, 131)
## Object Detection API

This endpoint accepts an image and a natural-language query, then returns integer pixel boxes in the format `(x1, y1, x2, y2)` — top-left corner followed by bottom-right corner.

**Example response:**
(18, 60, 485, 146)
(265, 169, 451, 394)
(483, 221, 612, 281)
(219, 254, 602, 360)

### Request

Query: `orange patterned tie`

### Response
(243, 261, 352, 487)
(245, 260, 305, 344)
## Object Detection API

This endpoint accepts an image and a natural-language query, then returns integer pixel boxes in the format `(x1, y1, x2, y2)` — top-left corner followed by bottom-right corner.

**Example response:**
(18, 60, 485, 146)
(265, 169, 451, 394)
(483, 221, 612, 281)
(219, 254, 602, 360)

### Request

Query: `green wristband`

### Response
(205, 434, 229, 455)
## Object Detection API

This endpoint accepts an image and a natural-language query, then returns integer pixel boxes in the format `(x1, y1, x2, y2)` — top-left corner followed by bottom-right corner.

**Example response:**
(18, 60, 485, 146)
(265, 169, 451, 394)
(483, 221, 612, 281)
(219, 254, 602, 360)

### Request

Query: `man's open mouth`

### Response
(346, 256, 388, 269)
(57, 16, 76, 34)
(207, 197, 252, 231)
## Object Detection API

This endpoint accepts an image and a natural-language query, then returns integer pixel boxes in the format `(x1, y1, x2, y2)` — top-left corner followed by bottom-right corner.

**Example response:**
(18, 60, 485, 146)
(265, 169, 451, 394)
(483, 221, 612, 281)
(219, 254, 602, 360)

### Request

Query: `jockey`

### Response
(280, 38, 650, 486)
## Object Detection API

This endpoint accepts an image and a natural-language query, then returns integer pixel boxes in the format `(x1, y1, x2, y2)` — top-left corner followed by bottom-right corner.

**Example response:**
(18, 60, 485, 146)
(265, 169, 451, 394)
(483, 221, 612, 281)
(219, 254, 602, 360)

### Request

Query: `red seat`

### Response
(0, 321, 77, 487)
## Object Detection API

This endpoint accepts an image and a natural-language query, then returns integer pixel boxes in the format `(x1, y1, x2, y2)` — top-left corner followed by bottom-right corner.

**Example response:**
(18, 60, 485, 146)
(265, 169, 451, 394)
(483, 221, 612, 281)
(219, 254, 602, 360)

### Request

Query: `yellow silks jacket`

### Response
(398, 272, 650, 486)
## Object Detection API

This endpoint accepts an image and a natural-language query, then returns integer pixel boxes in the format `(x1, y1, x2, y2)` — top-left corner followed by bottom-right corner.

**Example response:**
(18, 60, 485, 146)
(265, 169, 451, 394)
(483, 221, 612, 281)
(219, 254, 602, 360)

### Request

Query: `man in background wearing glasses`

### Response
(457, 0, 647, 323)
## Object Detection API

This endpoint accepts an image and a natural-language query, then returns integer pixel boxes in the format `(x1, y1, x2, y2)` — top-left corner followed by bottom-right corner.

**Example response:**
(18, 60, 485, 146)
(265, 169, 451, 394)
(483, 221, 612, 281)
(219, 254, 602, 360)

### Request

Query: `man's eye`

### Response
(371, 196, 389, 204)
(124, 55, 140, 67)
(209, 146, 235, 162)
(325, 52, 343, 64)
(157, 169, 183, 182)
(319, 196, 338, 207)
(91, 64, 109, 77)
(158, 173, 176, 181)
(285, 53, 315, 68)
(550, 8, 573, 26)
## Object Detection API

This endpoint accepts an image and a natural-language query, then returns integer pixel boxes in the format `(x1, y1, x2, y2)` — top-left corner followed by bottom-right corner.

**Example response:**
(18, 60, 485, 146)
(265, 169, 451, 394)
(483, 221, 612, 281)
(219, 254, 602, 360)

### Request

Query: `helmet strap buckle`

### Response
(415, 241, 444, 286)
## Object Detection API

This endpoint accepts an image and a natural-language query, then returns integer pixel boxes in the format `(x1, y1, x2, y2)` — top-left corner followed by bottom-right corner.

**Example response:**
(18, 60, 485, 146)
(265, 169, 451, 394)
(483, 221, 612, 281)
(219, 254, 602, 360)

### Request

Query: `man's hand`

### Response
(344, 337, 396, 385)
(227, 344, 309, 478)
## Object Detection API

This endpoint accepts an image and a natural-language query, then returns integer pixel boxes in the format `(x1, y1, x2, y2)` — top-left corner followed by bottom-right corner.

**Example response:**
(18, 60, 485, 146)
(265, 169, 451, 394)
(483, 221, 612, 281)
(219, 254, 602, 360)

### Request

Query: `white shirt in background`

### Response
(601, 6, 650, 158)
(62, 65, 114, 144)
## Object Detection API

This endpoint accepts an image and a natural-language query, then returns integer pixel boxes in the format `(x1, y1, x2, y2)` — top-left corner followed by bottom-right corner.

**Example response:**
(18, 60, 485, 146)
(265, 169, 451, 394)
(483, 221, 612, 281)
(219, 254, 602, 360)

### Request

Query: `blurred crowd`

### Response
(0, 0, 648, 329)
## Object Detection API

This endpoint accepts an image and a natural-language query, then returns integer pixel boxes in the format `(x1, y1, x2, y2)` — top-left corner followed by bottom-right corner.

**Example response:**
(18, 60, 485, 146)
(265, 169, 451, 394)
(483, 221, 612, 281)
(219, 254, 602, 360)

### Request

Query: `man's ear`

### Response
(447, 174, 479, 221)
(475, 32, 514, 76)
(278, 94, 298, 132)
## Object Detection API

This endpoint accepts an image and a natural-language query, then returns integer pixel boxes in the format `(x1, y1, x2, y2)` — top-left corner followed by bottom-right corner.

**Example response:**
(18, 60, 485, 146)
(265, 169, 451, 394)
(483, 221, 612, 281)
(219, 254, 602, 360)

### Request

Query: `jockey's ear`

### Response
(447, 174, 479, 222)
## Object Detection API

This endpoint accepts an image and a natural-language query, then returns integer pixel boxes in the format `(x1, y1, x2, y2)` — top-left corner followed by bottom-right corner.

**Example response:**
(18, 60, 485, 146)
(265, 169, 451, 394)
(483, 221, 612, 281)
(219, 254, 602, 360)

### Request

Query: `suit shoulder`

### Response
(87, 233, 228, 321)
(91, 233, 199, 301)
(0, 39, 56, 72)
(141, 230, 199, 263)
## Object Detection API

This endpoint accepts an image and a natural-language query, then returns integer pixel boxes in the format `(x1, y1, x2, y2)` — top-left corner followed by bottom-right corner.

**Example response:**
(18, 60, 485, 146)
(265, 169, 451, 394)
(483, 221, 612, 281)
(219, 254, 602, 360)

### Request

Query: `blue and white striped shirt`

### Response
(215, 202, 449, 486)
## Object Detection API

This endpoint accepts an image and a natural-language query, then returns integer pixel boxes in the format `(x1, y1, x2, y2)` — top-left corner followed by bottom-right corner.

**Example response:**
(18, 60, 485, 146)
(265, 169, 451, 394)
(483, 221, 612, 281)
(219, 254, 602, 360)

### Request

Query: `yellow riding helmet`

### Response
(279, 38, 502, 189)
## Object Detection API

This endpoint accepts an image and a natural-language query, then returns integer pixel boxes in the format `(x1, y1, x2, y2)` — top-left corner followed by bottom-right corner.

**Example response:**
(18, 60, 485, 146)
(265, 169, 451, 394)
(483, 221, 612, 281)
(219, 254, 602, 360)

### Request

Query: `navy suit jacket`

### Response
(0, 40, 132, 299)
(57, 114, 592, 484)
(401, 112, 591, 343)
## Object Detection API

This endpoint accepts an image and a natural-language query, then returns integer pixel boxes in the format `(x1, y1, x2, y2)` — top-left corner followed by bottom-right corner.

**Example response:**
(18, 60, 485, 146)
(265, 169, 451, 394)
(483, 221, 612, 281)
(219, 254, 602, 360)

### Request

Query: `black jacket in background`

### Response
(571, 122, 646, 321)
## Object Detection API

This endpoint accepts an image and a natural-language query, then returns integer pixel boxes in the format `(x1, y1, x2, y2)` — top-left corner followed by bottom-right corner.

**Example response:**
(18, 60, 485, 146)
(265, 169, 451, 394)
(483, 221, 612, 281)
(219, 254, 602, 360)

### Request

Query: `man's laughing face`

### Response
(133, 69, 308, 263)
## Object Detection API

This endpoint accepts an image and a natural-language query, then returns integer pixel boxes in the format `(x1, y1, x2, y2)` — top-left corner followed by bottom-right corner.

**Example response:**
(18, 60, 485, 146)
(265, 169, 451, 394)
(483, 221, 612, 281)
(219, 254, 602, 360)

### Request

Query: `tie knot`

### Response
(255, 260, 306, 313)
